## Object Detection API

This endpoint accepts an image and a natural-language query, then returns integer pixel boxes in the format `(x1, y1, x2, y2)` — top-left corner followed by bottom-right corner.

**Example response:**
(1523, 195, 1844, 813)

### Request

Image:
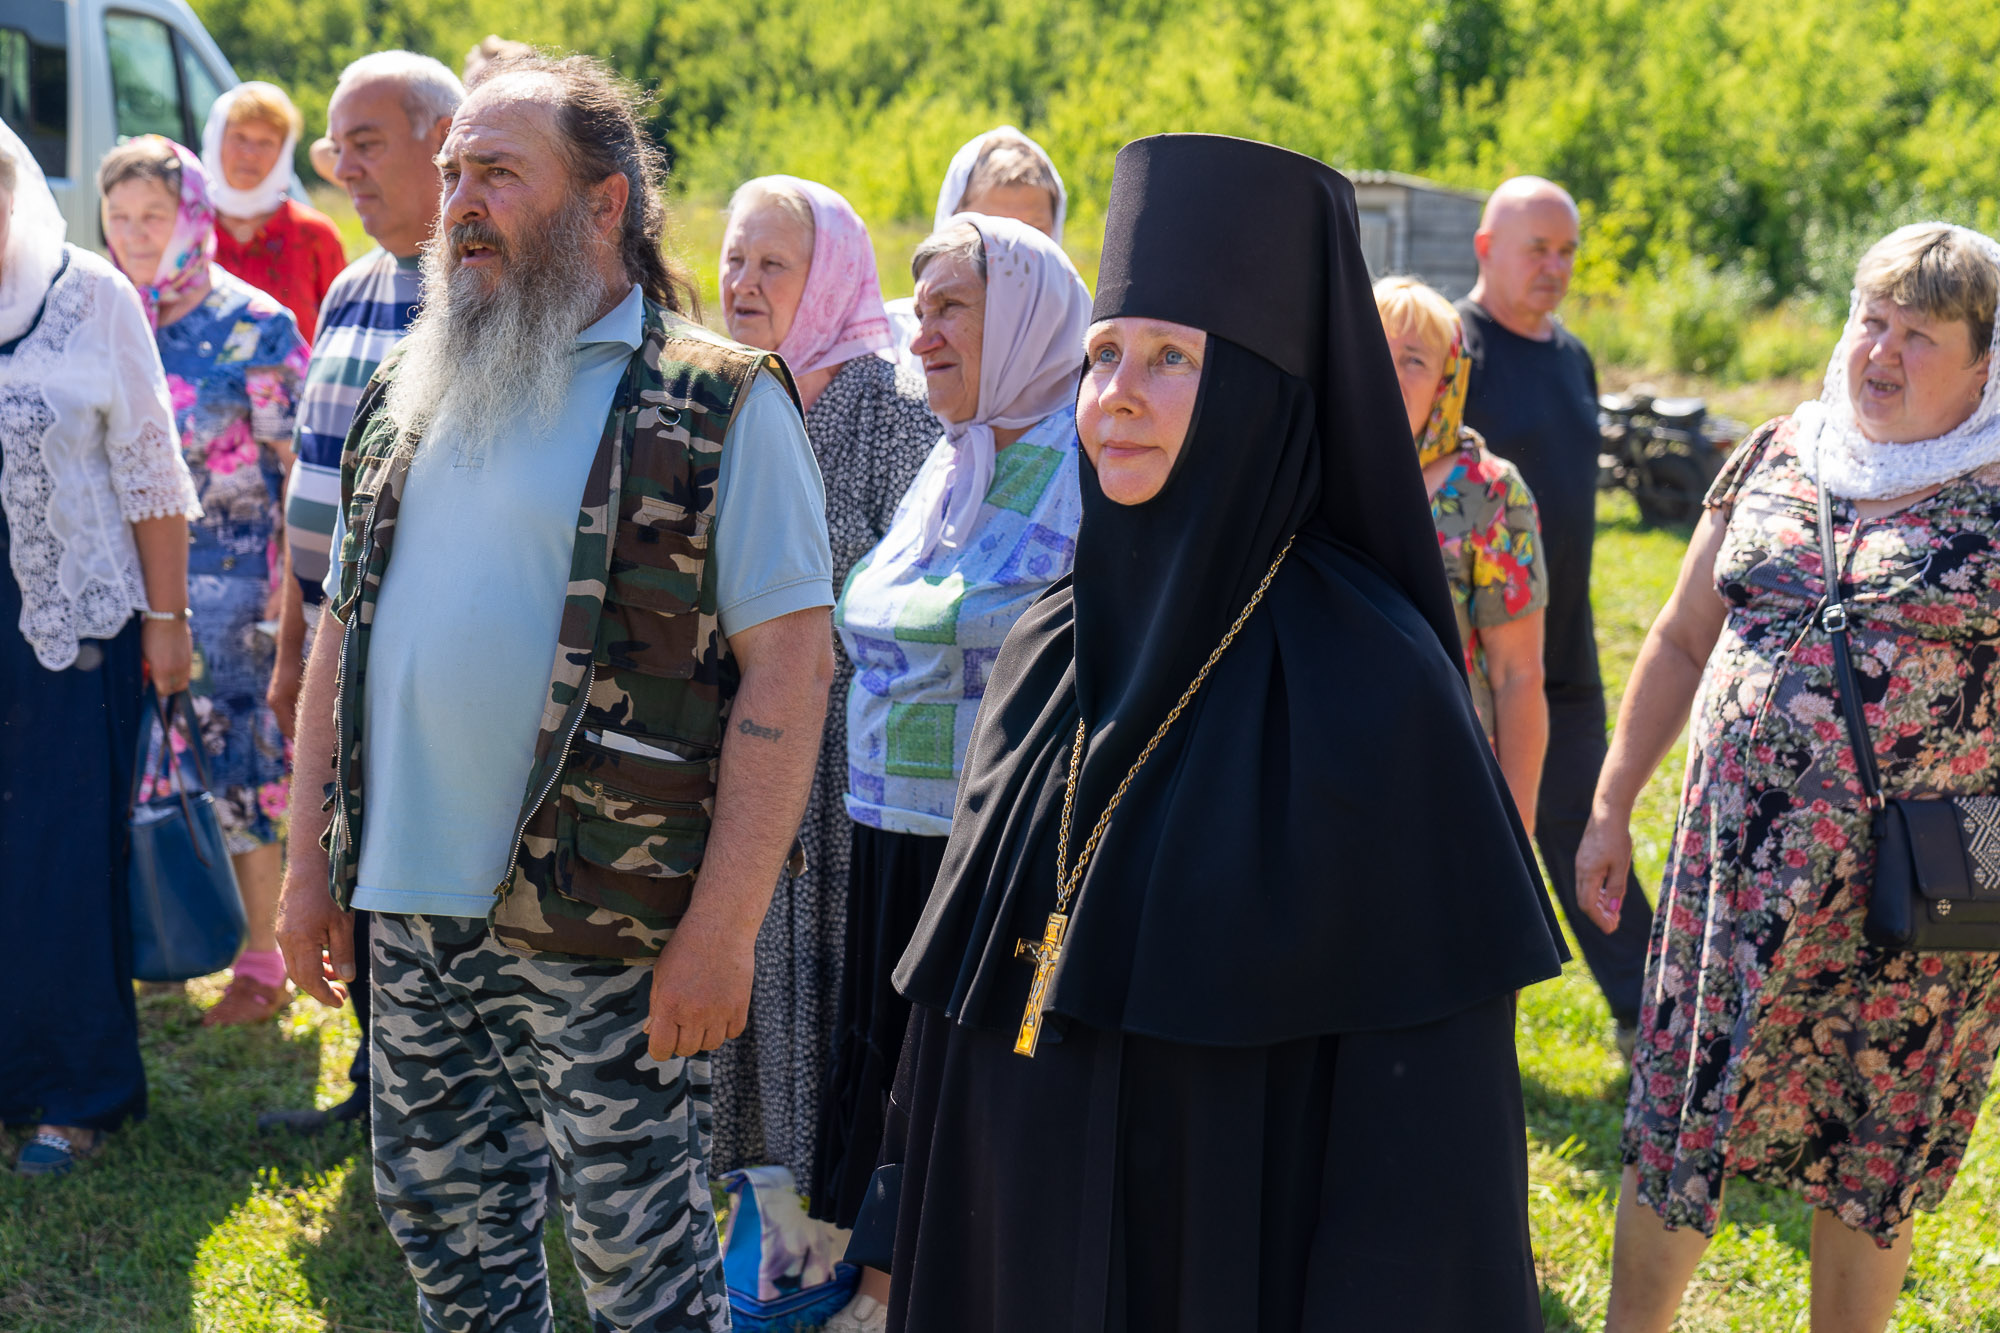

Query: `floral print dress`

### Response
(1430, 427, 1547, 739)
(141, 271, 306, 850)
(1625, 415, 2000, 1244)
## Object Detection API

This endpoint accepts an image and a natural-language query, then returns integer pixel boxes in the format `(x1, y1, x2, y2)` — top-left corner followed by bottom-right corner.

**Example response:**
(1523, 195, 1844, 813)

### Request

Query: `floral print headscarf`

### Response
(1414, 322, 1471, 468)
(108, 135, 217, 329)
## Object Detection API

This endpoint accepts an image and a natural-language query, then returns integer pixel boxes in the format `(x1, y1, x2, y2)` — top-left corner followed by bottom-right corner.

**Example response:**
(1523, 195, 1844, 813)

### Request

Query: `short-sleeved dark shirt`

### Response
(1455, 298, 1603, 703)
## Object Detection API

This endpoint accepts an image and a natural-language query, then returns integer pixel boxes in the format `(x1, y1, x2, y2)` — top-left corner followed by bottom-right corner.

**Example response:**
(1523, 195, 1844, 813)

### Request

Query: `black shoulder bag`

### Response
(1815, 480, 2000, 950)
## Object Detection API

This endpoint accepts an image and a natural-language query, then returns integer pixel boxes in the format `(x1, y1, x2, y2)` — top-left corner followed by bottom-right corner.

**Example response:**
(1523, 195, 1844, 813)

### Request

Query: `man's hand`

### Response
(276, 842, 354, 1007)
(646, 916, 755, 1059)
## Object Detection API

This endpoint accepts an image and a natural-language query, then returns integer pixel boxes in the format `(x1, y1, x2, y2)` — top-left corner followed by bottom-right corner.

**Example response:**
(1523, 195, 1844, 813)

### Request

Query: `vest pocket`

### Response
(551, 744, 712, 924)
(602, 503, 710, 676)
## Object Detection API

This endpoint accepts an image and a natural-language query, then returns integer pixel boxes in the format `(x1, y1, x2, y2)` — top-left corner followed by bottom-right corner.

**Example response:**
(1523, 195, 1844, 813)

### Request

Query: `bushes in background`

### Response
(192, 0, 2000, 376)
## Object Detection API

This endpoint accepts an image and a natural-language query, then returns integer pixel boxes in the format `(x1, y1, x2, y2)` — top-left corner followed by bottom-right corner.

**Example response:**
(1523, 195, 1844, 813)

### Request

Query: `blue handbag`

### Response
(127, 688, 247, 983)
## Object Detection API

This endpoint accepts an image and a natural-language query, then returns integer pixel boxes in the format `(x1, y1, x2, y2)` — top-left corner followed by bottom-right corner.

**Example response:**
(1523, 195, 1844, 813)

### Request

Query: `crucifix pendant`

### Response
(1012, 911, 1069, 1057)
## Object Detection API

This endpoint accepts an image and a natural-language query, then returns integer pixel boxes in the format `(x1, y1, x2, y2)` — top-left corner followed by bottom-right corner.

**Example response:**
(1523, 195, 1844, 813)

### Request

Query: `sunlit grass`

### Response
(7, 405, 1996, 1329)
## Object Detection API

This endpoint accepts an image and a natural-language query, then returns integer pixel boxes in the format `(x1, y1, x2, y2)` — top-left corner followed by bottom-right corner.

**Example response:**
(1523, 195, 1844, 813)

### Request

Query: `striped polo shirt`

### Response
(286, 247, 421, 602)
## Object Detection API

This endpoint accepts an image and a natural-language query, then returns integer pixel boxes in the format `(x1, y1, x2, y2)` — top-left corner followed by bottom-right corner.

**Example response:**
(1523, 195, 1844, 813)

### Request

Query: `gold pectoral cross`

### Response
(1012, 911, 1069, 1057)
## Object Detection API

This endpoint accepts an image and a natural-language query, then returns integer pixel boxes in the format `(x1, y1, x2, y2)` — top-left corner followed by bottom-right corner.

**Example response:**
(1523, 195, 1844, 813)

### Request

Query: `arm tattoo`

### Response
(736, 717, 784, 742)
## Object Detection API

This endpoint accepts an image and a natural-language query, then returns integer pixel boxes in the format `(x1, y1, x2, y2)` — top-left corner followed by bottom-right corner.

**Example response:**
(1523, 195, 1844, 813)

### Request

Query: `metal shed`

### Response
(1346, 171, 1488, 300)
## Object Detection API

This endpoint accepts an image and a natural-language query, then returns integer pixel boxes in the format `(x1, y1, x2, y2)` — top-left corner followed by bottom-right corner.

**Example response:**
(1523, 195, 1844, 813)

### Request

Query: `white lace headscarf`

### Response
(199, 83, 300, 219)
(0, 116, 67, 345)
(1796, 222, 2000, 499)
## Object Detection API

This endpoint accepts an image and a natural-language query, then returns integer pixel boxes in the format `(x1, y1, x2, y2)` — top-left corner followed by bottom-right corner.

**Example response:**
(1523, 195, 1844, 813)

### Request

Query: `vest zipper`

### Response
(496, 659, 596, 894)
(328, 497, 382, 875)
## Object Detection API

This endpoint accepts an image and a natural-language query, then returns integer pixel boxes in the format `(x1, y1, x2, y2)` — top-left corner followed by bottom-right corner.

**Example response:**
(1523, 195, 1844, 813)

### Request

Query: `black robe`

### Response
(860, 137, 1564, 1332)
(879, 996, 1542, 1332)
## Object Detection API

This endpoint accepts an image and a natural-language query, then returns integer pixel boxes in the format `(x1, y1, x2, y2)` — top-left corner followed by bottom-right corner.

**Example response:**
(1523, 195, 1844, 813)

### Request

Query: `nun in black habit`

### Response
(856, 135, 1568, 1333)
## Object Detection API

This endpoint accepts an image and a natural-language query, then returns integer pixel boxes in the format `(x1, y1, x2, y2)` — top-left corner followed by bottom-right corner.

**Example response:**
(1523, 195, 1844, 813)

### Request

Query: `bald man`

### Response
(1456, 176, 1649, 1052)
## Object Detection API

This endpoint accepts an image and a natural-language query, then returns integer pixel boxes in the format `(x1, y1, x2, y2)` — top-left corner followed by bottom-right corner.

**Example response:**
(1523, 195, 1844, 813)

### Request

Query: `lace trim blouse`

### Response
(0, 246, 200, 669)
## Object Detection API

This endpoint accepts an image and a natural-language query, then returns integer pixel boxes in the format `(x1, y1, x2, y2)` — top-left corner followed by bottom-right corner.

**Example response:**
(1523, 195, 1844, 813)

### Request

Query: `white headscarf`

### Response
(1796, 222, 2000, 499)
(0, 116, 66, 345)
(200, 83, 299, 220)
(905, 213, 1091, 560)
(933, 127, 1067, 247)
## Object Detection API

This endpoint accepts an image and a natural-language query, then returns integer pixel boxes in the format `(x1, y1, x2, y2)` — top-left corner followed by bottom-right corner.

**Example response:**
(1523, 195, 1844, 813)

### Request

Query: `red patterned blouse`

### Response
(213, 198, 349, 345)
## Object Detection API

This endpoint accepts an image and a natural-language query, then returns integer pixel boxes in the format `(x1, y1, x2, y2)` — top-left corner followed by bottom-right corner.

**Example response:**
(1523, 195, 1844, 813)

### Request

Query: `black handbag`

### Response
(1814, 481, 2000, 950)
(128, 687, 248, 982)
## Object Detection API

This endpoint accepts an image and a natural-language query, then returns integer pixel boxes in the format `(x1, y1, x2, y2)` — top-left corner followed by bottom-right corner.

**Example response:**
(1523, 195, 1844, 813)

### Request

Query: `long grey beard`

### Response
(385, 196, 612, 447)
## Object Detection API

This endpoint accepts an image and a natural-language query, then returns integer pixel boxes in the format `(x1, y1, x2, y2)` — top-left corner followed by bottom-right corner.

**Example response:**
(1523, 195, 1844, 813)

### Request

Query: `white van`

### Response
(1, 0, 246, 249)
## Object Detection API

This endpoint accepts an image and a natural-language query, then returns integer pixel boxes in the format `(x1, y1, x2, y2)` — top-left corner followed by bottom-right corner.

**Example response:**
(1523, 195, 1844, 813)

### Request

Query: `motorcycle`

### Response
(1598, 387, 1746, 526)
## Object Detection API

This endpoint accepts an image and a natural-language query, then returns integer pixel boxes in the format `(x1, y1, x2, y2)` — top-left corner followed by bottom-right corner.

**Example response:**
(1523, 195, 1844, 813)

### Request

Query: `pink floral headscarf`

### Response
(746, 175, 893, 378)
(107, 135, 216, 329)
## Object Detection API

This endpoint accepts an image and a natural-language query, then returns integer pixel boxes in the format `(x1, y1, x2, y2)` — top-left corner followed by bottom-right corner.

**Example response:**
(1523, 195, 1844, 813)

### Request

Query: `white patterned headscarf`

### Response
(0, 115, 67, 345)
(903, 213, 1090, 560)
(1796, 222, 2000, 499)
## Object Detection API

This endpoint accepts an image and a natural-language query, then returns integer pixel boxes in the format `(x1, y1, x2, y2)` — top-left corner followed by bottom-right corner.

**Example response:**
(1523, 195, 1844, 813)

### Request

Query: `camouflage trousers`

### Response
(370, 913, 731, 1332)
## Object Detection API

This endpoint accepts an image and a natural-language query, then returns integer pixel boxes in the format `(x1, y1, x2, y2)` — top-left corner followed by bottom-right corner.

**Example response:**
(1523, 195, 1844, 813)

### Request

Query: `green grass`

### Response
(7, 458, 1996, 1333)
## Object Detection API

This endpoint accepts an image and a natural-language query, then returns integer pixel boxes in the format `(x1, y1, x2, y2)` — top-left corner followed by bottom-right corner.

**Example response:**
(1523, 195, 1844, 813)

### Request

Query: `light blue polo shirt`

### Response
(327, 284, 833, 916)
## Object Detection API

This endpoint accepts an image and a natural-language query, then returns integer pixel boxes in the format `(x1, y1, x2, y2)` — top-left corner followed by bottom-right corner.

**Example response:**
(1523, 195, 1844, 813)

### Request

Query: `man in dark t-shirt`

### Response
(1457, 177, 1650, 1047)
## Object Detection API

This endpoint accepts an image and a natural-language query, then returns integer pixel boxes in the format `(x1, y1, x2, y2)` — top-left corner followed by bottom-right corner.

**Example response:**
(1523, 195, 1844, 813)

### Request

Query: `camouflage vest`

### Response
(322, 301, 797, 960)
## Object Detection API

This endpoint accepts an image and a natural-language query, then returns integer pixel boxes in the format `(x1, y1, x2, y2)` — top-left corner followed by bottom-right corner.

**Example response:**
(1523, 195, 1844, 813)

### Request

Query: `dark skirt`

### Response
(882, 996, 1543, 1333)
(810, 823, 947, 1225)
(0, 511, 148, 1130)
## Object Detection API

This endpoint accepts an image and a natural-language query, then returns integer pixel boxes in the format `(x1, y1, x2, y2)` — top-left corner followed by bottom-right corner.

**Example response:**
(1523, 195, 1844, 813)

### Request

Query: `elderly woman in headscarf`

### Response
(100, 136, 307, 1031)
(708, 175, 939, 1189)
(1577, 223, 2000, 1333)
(200, 81, 348, 343)
(0, 120, 199, 1175)
(1376, 275, 1549, 831)
(885, 127, 1066, 374)
(811, 214, 1092, 1328)
(851, 134, 1563, 1333)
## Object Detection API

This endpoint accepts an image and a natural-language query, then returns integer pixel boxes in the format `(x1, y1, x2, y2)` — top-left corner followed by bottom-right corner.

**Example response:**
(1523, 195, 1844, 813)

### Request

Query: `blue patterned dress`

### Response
(143, 272, 306, 850)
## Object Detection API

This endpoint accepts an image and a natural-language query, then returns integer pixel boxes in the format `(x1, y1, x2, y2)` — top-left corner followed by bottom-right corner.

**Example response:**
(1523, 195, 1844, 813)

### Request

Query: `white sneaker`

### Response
(821, 1293, 887, 1333)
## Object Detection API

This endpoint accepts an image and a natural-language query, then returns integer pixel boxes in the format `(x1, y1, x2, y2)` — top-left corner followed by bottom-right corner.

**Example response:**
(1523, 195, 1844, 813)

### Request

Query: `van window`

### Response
(104, 12, 185, 144)
(178, 42, 224, 137)
(0, 0, 68, 178)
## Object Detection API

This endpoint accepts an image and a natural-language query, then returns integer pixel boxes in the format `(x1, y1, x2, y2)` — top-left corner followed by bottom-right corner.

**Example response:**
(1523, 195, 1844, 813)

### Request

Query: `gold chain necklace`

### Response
(1012, 536, 1295, 1056)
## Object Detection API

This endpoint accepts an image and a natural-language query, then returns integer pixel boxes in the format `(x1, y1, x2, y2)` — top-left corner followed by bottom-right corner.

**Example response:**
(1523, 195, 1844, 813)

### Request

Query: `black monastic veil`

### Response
(870, 134, 1568, 1333)
(894, 134, 1565, 1045)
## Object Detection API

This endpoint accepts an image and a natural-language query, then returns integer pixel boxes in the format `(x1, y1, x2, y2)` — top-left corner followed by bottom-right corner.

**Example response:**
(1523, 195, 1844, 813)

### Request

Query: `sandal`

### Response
(201, 975, 292, 1028)
(16, 1127, 101, 1177)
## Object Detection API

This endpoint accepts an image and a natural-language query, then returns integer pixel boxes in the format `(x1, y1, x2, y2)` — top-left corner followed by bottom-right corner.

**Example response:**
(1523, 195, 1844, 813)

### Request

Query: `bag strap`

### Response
(129, 686, 218, 833)
(1815, 480, 1886, 808)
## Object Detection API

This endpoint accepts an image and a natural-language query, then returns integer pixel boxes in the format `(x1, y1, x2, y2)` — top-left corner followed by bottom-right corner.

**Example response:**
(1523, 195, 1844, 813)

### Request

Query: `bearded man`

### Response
(276, 54, 835, 1333)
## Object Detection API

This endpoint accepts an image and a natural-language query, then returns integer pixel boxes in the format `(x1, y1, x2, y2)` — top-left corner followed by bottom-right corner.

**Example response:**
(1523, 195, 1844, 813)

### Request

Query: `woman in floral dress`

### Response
(1577, 223, 2000, 1332)
(709, 176, 938, 1191)
(101, 137, 306, 1029)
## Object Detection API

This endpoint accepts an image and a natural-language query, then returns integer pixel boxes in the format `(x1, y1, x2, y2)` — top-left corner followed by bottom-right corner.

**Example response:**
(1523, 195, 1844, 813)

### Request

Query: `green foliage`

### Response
(190, 0, 2000, 308)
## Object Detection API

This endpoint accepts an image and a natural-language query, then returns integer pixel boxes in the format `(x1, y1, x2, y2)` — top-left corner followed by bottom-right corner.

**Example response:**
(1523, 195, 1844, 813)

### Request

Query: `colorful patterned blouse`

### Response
(213, 198, 349, 345)
(837, 406, 1083, 836)
(146, 270, 306, 848)
(1430, 427, 1548, 738)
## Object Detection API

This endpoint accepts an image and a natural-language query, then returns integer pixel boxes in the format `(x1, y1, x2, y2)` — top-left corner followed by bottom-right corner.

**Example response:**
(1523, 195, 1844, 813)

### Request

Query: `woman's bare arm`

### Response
(1575, 508, 1733, 931)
